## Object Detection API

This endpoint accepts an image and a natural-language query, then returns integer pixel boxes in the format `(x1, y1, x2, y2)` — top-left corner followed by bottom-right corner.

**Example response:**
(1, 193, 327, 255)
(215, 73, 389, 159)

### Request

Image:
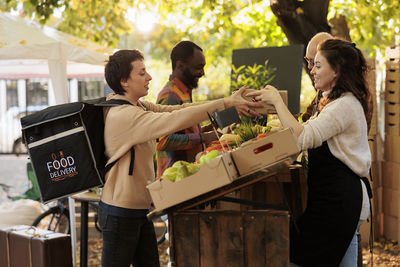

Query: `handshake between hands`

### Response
(225, 85, 282, 117)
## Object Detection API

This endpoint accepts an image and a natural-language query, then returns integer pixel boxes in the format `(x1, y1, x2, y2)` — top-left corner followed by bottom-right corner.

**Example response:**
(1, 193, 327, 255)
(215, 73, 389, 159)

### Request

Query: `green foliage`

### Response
(193, 58, 231, 101)
(141, 57, 231, 104)
(329, 0, 400, 57)
(230, 61, 276, 93)
(143, 0, 287, 63)
(4, 0, 287, 58)
(233, 116, 267, 143)
(4, 0, 400, 59)
(56, 1, 131, 47)
(4, 0, 400, 104)
(5, 0, 68, 23)
(141, 58, 171, 103)
(5, 0, 130, 47)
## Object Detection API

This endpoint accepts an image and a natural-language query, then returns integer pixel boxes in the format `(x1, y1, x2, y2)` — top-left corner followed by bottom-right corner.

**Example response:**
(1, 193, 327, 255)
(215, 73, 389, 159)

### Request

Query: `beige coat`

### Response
(100, 93, 225, 209)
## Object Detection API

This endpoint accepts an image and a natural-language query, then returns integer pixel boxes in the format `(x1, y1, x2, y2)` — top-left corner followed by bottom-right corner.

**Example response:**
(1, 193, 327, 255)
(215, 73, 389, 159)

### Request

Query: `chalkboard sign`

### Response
(232, 45, 304, 114)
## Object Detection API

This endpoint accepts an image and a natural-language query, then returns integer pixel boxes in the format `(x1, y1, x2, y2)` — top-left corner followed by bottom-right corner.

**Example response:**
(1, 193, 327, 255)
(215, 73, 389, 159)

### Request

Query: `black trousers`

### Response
(98, 209, 160, 267)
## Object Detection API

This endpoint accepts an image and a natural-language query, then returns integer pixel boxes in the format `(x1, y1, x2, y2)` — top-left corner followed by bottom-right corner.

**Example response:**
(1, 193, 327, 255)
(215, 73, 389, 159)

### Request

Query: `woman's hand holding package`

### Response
(245, 85, 284, 108)
(246, 85, 304, 137)
(224, 86, 262, 117)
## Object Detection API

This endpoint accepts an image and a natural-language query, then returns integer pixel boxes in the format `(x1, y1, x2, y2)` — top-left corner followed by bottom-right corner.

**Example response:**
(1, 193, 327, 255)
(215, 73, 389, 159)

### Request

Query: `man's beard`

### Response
(183, 67, 200, 89)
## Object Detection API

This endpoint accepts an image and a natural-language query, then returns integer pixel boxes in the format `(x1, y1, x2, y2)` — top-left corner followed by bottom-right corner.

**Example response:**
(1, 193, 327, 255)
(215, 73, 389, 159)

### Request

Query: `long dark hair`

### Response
(318, 39, 372, 129)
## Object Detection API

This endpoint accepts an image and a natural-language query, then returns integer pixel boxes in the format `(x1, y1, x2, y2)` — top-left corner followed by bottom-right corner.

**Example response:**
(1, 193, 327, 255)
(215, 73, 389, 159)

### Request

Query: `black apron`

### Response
(290, 141, 363, 267)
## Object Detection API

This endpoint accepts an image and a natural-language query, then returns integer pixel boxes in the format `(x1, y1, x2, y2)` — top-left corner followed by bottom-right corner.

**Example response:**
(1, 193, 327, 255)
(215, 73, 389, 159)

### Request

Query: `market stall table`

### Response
(147, 159, 306, 267)
(147, 158, 304, 219)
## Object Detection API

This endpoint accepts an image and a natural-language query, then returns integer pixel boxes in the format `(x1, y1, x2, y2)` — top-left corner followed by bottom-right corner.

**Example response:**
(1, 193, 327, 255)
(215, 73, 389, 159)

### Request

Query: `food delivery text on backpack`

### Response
(20, 97, 135, 203)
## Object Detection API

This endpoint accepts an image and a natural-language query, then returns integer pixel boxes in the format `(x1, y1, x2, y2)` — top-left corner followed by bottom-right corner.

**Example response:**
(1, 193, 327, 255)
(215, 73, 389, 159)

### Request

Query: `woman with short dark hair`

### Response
(99, 49, 260, 267)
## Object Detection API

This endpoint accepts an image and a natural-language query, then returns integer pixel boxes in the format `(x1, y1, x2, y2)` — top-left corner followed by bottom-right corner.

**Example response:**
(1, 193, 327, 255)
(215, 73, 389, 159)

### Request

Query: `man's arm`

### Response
(156, 91, 203, 151)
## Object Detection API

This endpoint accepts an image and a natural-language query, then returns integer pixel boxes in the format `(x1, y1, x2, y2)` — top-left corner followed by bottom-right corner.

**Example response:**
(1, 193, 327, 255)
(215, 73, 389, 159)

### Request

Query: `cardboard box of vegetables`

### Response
(146, 152, 238, 211)
(231, 127, 299, 176)
(147, 113, 299, 211)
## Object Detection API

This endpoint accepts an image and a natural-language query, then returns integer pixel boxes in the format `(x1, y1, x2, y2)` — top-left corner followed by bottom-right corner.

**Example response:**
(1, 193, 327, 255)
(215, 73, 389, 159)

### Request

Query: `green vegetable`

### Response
(186, 163, 200, 175)
(199, 150, 219, 165)
(162, 161, 201, 182)
(161, 166, 178, 182)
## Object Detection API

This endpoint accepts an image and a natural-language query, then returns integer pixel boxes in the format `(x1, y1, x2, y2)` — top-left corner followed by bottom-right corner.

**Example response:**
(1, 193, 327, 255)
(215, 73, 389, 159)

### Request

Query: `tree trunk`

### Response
(329, 14, 352, 41)
(270, 0, 351, 83)
(270, 0, 331, 47)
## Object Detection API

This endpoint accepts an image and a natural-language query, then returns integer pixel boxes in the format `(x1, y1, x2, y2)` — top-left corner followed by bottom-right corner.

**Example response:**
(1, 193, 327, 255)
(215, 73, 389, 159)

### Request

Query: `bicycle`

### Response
(31, 197, 71, 234)
(0, 162, 97, 235)
(32, 196, 168, 244)
(153, 214, 168, 244)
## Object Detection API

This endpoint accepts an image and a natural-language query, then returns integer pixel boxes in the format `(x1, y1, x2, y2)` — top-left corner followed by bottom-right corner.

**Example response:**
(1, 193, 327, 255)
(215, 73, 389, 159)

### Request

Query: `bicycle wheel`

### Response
(88, 202, 102, 233)
(32, 206, 70, 234)
(153, 216, 168, 244)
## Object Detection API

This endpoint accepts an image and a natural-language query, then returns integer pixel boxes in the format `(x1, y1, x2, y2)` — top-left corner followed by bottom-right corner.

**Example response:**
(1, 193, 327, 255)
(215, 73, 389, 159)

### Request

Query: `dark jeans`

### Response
(98, 209, 160, 267)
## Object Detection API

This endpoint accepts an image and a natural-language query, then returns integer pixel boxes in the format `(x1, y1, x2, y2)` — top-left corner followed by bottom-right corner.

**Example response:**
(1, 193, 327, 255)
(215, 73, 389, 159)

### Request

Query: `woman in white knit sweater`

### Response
(247, 39, 372, 267)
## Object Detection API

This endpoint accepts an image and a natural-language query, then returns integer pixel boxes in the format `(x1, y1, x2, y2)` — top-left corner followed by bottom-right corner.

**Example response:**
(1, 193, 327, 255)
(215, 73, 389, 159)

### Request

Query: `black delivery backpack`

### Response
(20, 98, 133, 203)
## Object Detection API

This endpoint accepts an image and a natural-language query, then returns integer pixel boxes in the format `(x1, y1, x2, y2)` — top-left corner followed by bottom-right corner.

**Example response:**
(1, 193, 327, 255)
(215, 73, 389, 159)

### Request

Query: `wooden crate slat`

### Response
(173, 212, 200, 267)
(243, 212, 266, 267)
(386, 46, 400, 60)
(265, 211, 290, 267)
(171, 210, 290, 266)
(199, 212, 244, 267)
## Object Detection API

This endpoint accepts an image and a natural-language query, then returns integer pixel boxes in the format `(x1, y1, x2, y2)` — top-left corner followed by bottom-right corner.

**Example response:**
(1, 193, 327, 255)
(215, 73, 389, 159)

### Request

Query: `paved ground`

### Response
(83, 238, 170, 267)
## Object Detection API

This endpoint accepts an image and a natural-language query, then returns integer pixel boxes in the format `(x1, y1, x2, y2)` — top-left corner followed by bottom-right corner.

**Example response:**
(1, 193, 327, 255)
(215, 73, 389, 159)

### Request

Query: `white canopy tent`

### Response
(0, 59, 105, 79)
(0, 11, 113, 104)
(0, 12, 114, 266)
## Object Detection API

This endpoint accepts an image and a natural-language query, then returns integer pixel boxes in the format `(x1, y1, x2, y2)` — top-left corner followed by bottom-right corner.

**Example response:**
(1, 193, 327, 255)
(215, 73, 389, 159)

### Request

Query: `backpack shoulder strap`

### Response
(101, 99, 136, 176)
(96, 99, 133, 107)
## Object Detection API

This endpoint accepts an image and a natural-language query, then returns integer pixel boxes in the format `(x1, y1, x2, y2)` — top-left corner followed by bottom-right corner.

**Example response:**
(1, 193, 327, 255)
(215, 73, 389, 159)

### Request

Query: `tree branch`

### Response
(270, 0, 331, 46)
(329, 15, 352, 41)
(302, 0, 331, 30)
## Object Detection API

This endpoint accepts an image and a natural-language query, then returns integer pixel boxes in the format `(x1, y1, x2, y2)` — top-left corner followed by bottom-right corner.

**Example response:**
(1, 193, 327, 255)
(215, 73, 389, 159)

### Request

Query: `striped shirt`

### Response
(156, 77, 203, 178)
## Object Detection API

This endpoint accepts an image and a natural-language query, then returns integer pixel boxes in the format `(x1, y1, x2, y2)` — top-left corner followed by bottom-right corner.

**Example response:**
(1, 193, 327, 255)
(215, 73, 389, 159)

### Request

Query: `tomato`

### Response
(255, 133, 267, 140)
(203, 140, 233, 154)
(205, 146, 218, 153)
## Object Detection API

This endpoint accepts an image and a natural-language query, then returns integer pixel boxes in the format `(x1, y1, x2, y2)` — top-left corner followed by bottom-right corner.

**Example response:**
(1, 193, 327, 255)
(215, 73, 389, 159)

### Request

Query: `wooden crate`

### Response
(359, 214, 382, 246)
(383, 161, 400, 190)
(383, 187, 400, 217)
(366, 57, 376, 95)
(374, 186, 383, 218)
(386, 68, 400, 81)
(237, 165, 307, 223)
(384, 134, 400, 163)
(359, 166, 383, 244)
(384, 214, 400, 241)
(386, 46, 400, 60)
(385, 102, 400, 135)
(385, 80, 400, 103)
(369, 100, 378, 136)
(370, 160, 382, 189)
(169, 210, 290, 267)
(386, 61, 400, 71)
